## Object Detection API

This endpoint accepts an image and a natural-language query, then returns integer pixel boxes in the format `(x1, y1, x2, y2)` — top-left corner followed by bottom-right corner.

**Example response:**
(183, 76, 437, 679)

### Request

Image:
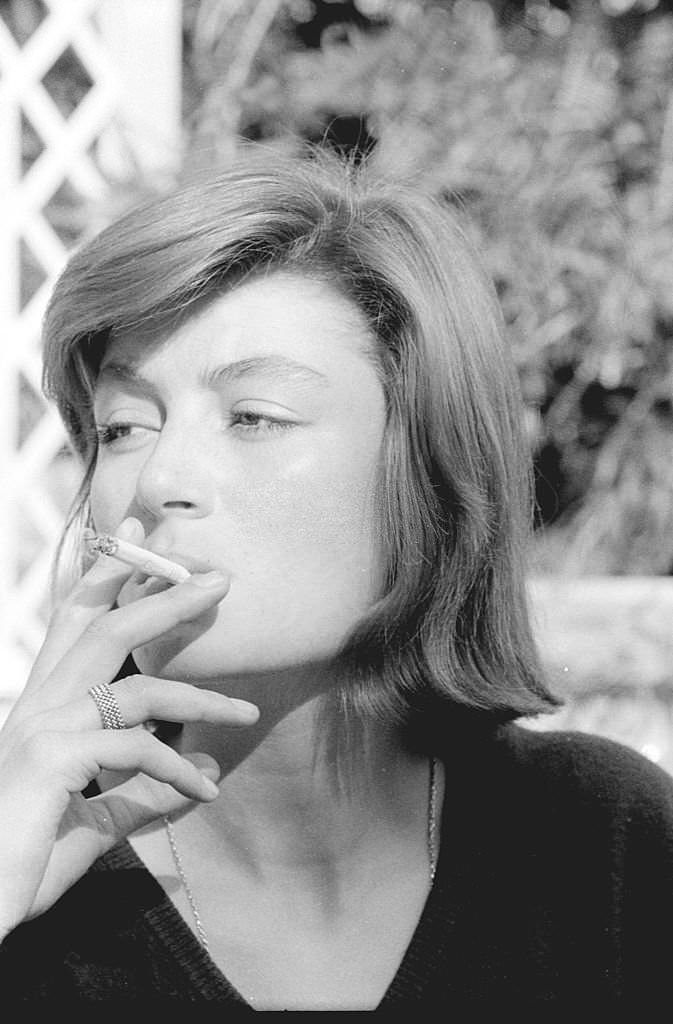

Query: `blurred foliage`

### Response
(178, 0, 673, 576)
(7, 0, 673, 575)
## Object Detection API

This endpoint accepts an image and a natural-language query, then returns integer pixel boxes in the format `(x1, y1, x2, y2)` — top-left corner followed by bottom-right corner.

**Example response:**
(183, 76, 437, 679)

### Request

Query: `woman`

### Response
(1, 148, 672, 1010)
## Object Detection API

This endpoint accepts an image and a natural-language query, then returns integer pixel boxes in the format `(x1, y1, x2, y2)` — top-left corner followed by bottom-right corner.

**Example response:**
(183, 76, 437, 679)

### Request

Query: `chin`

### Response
(133, 635, 229, 682)
(132, 628, 344, 685)
(132, 633, 270, 682)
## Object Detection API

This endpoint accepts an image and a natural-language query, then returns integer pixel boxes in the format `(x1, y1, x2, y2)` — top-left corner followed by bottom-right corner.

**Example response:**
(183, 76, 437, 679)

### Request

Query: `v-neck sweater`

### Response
(3, 722, 673, 1011)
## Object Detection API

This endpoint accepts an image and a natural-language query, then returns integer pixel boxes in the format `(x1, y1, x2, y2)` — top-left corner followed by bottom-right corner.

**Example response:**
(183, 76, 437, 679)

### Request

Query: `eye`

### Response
(230, 410, 296, 435)
(95, 422, 156, 450)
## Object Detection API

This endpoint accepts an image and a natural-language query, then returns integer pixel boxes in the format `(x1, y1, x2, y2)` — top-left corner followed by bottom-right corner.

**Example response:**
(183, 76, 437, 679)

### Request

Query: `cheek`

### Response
(232, 437, 386, 593)
(89, 466, 137, 532)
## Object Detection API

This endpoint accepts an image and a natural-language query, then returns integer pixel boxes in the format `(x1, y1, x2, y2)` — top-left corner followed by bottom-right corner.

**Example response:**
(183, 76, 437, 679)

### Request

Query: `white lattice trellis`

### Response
(0, 0, 182, 721)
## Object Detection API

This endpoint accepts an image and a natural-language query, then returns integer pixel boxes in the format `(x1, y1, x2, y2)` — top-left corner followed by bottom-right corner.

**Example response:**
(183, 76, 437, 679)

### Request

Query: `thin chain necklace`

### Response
(164, 755, 441, 952)
(427, 754, 441, 885)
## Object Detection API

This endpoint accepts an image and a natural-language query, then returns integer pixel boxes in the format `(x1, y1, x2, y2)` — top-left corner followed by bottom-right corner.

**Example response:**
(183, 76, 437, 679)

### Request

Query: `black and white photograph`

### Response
(1, 0, 673, 1010)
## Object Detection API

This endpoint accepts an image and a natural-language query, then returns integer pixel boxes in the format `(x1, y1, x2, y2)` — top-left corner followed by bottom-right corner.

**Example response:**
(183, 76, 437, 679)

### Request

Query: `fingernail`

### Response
(116, 517, 143, 542)
(202, 776, 220, 798)
(229, 698, 260, 721)
(190, 571, 230, 589)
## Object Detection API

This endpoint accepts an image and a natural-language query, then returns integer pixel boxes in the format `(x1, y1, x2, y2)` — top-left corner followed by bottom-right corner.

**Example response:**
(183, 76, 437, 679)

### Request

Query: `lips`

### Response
(152, 552, 217, 576)
(124, 550, 224, 598)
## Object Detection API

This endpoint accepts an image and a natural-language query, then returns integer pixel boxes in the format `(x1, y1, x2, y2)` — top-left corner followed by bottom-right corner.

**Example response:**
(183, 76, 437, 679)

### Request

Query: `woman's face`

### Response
(90, 272, 388, 683)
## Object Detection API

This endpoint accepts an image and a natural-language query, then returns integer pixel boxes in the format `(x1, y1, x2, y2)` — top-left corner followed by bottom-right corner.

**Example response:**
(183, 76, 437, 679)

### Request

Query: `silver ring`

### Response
(88, 682, 127, 730)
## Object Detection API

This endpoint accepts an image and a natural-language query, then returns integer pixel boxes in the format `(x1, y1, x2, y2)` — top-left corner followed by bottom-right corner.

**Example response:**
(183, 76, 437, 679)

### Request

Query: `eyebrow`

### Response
(96, 355, 330, 395)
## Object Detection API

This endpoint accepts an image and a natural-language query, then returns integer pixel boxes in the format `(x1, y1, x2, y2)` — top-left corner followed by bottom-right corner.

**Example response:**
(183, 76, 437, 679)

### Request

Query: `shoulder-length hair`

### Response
(42, 146, 560, 736)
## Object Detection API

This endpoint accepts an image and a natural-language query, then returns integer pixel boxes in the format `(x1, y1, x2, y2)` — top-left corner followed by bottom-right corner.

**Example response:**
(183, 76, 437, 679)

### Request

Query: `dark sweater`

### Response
(3, 722, 673, 1010)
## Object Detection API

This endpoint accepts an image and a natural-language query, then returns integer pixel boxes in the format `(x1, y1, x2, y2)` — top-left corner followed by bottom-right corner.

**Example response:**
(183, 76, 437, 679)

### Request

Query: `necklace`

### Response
(164, 755, 441, 951)
(427, 754, 440, 885)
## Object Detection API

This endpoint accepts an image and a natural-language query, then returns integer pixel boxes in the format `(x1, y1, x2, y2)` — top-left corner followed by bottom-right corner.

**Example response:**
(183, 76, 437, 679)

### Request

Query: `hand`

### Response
(0, 517, 258, 940)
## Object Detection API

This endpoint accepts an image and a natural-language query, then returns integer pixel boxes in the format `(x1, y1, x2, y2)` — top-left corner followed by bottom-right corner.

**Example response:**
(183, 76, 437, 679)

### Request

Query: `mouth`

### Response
(126, 551, 224, 597)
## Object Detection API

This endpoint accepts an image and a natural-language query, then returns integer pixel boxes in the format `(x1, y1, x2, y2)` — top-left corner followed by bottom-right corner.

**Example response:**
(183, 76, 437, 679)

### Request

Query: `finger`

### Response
(25, 728, 222, 803)
(46, 676, 259, 732)
(94, 751, 222, 841)
(26, 754, 220, 922)
(25, 517, 145, 695)
(32, 571, 231, 710)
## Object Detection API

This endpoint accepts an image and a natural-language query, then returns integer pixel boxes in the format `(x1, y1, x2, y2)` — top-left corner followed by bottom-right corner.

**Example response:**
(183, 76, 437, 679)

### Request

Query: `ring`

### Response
(88, 682, 127, 730)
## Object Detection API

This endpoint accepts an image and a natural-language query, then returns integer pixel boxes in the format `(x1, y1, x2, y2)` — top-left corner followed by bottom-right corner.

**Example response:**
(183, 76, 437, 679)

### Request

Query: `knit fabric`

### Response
(3, 722, 673, 1010)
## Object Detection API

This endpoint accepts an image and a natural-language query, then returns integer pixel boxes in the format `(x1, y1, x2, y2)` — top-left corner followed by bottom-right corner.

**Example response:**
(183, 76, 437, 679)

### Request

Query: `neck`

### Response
(170, 669, 432, 878)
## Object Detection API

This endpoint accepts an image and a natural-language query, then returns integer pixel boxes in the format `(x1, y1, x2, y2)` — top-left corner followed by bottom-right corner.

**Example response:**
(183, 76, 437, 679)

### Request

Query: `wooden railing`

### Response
(523, 578, 673, 775)
(0, 0, 181, 712)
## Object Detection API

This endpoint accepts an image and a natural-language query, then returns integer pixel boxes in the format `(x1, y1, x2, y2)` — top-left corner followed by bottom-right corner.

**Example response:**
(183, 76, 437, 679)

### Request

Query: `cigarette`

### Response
(83, 531, 191, 584)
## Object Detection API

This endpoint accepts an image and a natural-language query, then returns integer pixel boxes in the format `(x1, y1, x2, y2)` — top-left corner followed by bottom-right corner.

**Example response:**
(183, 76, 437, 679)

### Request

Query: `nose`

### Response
(133, 423, 215, 520)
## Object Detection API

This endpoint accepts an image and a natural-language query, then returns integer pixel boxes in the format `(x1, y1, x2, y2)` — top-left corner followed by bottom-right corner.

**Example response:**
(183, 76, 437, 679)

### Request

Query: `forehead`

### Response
(101, 272, 377, 376)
